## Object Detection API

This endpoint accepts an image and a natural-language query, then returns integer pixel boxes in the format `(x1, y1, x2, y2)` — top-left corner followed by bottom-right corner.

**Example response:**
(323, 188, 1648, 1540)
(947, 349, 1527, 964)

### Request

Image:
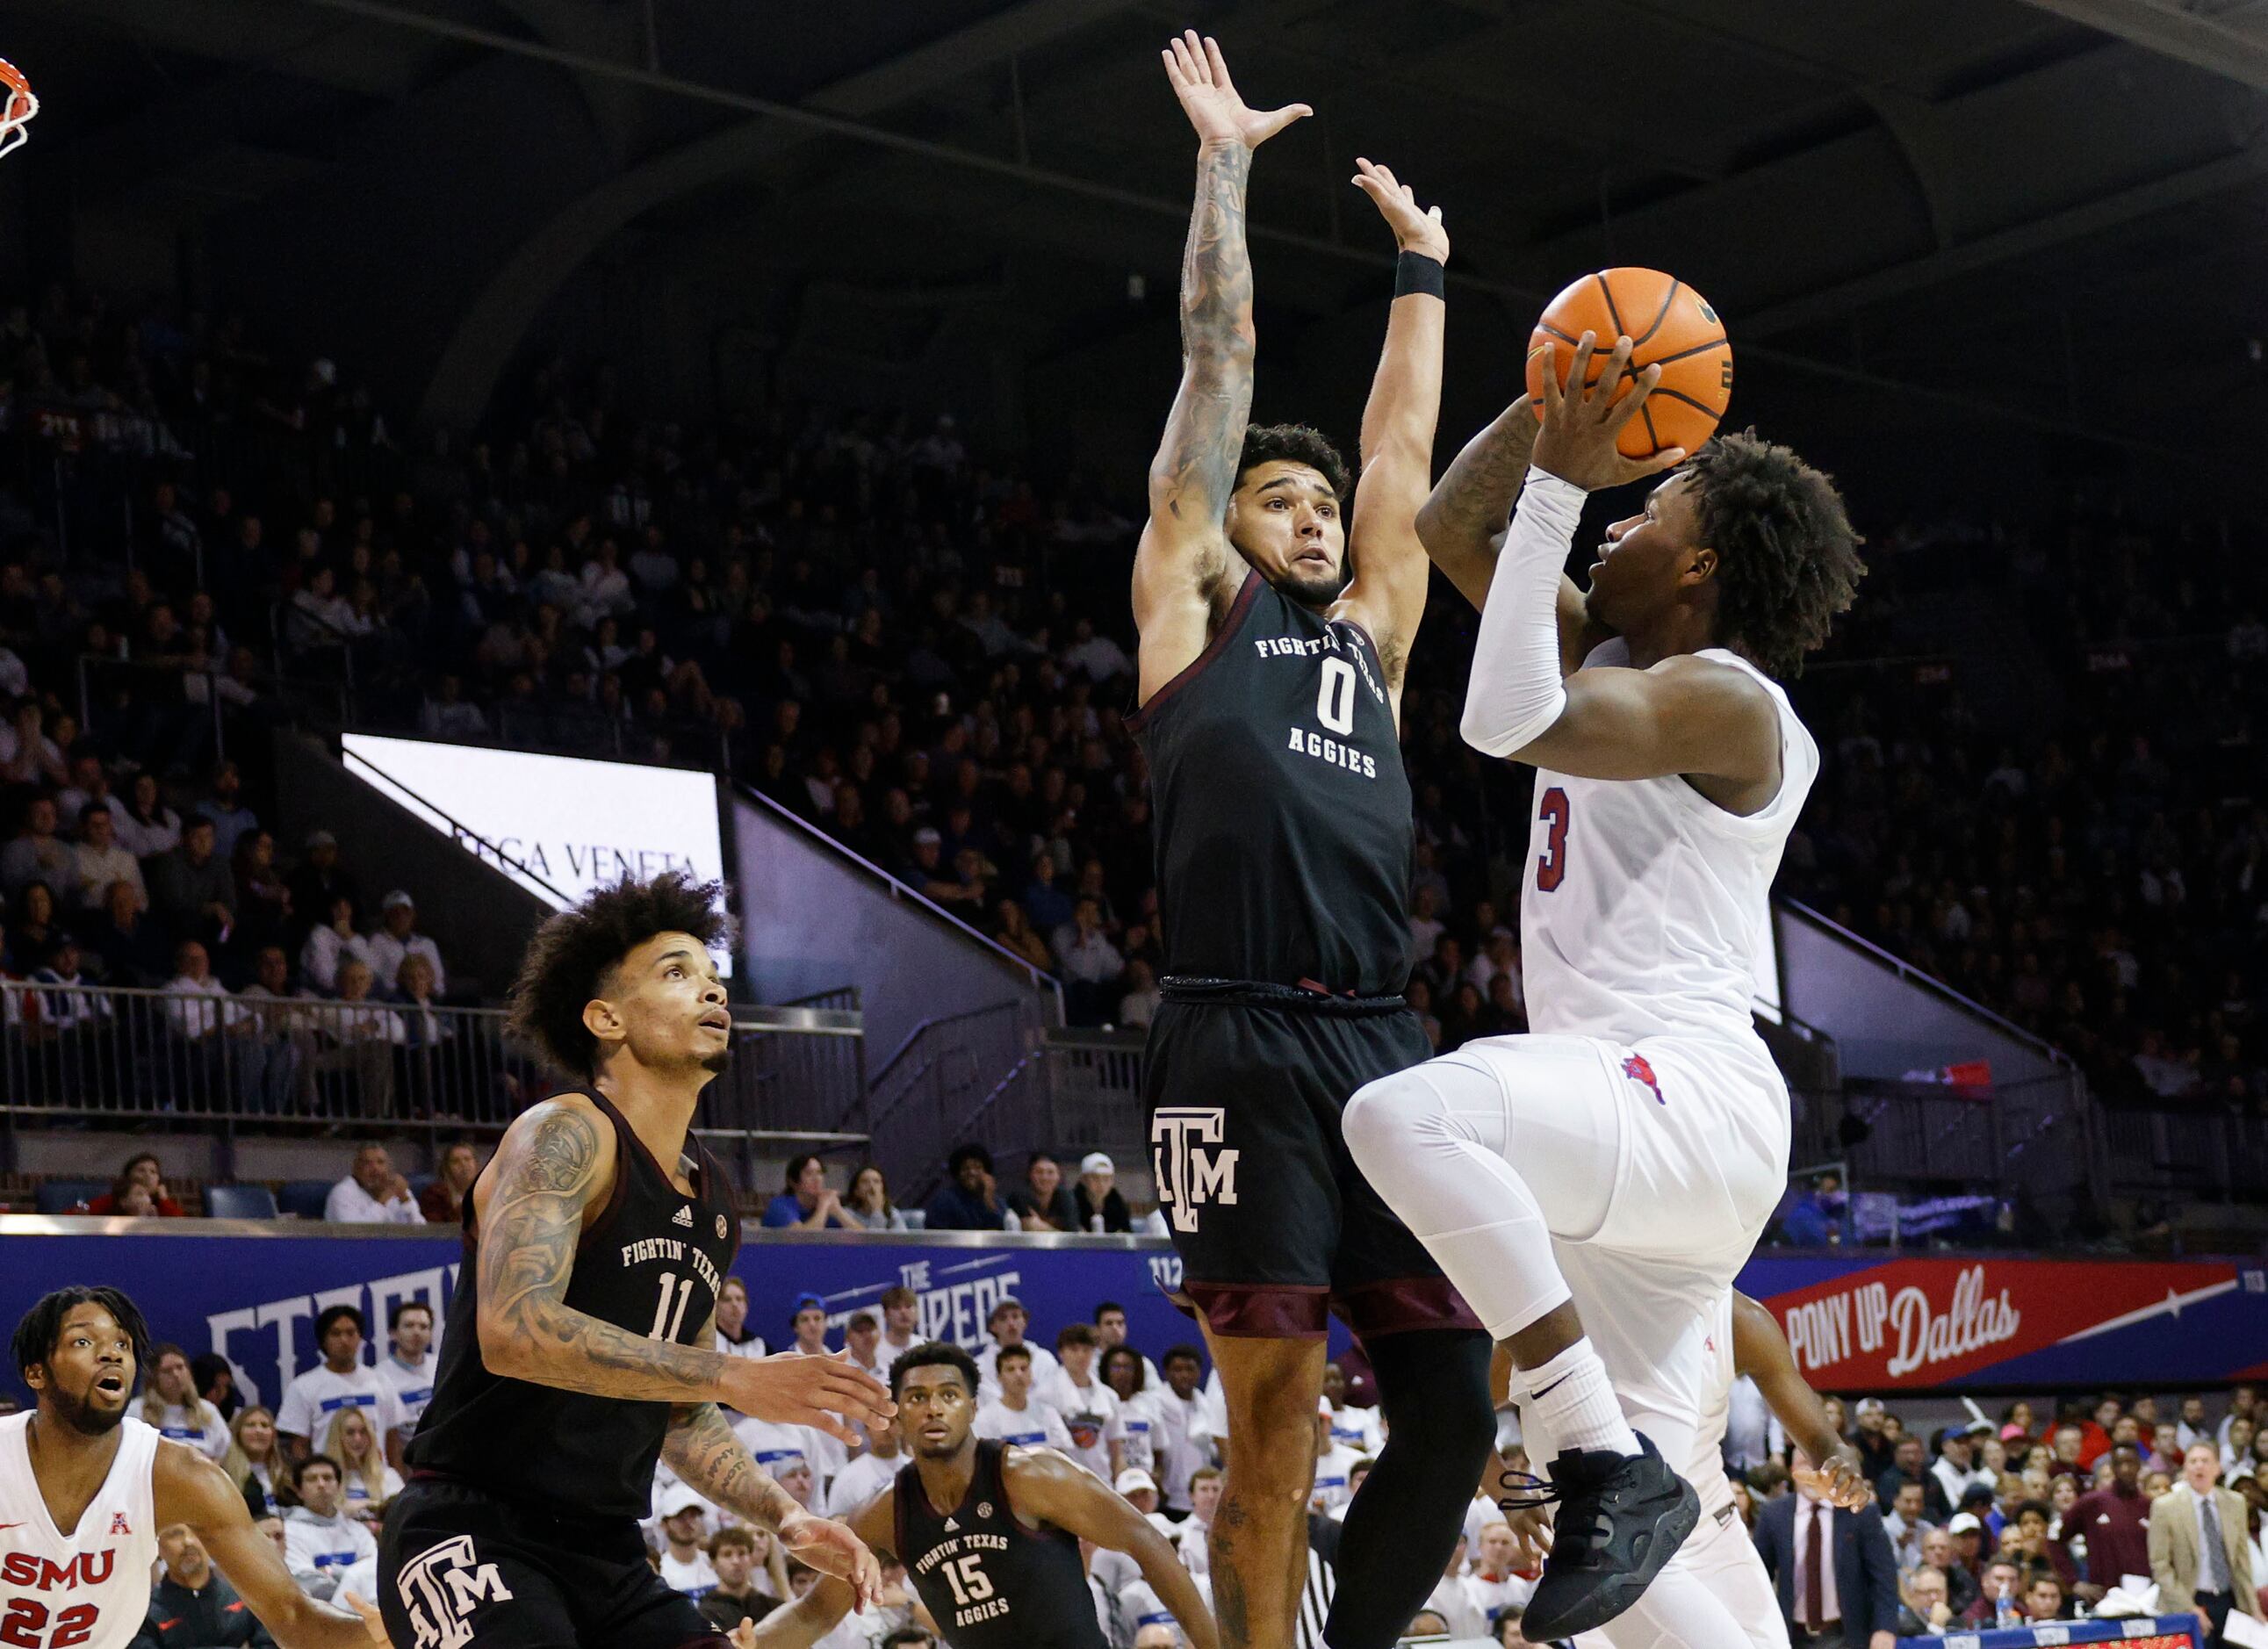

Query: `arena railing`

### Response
(0, 981, 865, 1182)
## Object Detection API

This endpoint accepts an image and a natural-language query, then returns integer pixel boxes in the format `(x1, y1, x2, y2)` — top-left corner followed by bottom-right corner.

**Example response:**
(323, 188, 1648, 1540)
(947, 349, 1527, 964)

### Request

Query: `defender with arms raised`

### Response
(3, 1285, 385, 1649)
(381, 873, 892, 1649)
(1343, 336, 1863, 1640)
(1127, 29, 1496, 1649)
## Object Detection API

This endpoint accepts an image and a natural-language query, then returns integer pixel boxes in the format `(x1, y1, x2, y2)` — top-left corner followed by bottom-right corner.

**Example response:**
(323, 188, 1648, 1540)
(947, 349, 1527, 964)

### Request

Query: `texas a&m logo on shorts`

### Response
(396, 1534, 514, 1649)
(1151, 1107, 1241, 1235)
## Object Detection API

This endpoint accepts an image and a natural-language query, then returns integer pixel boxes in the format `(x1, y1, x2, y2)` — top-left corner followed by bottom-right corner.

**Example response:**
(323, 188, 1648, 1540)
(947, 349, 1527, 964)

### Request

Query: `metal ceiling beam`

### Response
(2012, 0, 2268, 88)
(1743, 142, 2268, 338)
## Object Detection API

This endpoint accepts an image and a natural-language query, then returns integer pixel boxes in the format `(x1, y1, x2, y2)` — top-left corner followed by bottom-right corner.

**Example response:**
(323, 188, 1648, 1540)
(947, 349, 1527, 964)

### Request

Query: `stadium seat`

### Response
(277, 1180, 335, 1221)
(205, 1185, 280, 1221)
(34, 1179, 111, 1214)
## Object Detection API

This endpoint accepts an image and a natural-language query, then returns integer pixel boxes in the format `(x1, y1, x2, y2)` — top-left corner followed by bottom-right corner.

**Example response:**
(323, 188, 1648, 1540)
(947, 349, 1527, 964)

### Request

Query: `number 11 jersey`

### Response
(406, 1088, 739, 1520)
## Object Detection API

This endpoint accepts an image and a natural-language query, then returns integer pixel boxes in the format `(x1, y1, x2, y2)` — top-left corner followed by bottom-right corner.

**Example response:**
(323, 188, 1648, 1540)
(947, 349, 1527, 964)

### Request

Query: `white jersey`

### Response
(1523, 644, 1816, 1062)
(0, 1413, 163, 1649)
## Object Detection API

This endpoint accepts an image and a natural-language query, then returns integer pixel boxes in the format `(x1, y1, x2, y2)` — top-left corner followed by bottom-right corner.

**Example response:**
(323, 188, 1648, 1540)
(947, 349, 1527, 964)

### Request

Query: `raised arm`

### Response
(661, 1316, 882, 1609)
(741, 1491, 897, 1648)
(1337, 159, 1445, 695)
(1458, 335, 1778, 789)
(1007, 1447, 1222, 1649)
(1134, 32, 1309, 702)
(474, 1098, 889, 1437)
(154, 1443, 384, 1649)
(1730, 1292, 1868, 1509)
(1417, 392, 1601, 672)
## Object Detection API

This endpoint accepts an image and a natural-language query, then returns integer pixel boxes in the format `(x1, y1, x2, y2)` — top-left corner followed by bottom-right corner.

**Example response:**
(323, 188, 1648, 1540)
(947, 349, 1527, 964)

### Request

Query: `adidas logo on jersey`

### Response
(672, 1206, 694, 1228)
(944, 1518, 960, 1532)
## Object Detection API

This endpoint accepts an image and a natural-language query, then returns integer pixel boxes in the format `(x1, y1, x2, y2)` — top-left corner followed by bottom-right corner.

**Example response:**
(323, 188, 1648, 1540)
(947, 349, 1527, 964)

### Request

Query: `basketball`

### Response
(1525, 267, 1732, 459)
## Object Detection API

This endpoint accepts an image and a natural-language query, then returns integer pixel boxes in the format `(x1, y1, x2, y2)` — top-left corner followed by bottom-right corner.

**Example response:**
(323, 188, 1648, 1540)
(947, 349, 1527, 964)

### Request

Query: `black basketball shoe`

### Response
(1512, 1432, 1699, 1640)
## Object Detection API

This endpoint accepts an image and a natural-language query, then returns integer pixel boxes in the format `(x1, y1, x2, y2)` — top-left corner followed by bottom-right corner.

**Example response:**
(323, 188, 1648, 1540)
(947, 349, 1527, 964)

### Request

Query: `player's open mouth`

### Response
(699, 1011, 731, 1032)
(94, 1372, 126, 1395)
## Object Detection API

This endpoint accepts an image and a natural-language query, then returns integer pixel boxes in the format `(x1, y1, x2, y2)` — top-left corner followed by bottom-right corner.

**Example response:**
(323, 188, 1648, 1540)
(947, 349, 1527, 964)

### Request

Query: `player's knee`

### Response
(1342, 1067, 1437, 1172)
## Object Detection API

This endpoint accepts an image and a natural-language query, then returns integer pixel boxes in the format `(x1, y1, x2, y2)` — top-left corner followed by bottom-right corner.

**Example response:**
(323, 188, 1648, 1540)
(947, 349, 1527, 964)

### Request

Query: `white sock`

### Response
(1521, 1337, 1638, 1459)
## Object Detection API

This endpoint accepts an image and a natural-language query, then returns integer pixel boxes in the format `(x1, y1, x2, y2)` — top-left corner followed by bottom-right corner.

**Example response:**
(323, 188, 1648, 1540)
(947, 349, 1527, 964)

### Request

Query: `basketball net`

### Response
(0, 59, 39, 162)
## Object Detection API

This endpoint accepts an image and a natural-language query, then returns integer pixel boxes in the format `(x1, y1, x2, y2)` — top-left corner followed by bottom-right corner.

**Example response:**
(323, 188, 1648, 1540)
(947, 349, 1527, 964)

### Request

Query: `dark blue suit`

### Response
(1753, 1493, 1901, 1647)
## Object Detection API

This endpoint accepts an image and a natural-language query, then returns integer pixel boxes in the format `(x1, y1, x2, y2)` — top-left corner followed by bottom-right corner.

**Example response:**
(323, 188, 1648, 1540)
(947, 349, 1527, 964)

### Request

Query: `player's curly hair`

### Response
(504, 871, 729, 1079)
(13, 1285, 150, 1386)
(1685, 428, 1865, 678)
(1237, 422, 1351, 500)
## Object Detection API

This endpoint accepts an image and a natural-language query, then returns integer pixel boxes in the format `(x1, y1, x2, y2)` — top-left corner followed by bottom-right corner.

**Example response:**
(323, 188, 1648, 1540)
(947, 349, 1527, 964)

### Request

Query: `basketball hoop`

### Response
(0, 59, 38, 161)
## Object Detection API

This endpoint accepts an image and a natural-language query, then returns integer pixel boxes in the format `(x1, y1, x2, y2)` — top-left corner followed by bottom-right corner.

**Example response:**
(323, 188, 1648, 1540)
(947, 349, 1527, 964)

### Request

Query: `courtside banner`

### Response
(0, 1226, 1203, 1407)
(1740, 1254, 2268, 1390)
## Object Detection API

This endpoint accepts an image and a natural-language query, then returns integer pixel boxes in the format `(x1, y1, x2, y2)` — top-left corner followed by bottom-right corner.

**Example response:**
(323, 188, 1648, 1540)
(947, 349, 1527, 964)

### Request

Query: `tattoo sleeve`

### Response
(1150, 140, 1257, 533)
(662, 1401, 804, 1530)
(478, 1103, 731, 1402)
(1420, 405, 1536, 567)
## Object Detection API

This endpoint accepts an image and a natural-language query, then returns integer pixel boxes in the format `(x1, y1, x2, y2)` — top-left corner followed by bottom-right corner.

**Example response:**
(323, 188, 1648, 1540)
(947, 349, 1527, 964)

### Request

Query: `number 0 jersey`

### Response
(894, 1440, 1106, 1649)
(407, 1088, 738, 1520)
(0, 1413, 162, 1649)
(1131, 567, 1415, 996)
(1523, 642, 1818, 1065)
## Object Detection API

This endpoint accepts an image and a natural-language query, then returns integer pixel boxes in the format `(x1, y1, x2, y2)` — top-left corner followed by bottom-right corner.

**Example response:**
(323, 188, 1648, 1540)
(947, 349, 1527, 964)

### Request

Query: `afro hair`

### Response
(1685, 428, 1866, 678)
(504, 871, 729, 1079)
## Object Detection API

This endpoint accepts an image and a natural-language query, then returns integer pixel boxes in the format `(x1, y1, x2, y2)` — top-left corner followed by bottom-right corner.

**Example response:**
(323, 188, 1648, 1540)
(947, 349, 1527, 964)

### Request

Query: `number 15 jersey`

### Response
(1522, 643, 1818, 1062)
(406, 1088, 738, 1520)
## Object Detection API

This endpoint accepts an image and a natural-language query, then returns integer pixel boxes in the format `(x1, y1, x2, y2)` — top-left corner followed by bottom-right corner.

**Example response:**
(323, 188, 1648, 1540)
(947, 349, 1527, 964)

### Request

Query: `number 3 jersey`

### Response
(1130, 567, 1415, 996)
(895, 1440, 1105, 1649)
(1, 1412, 162, 1649)
(406, 1087, 738, 1520)
(1522, 641, 1818, 1063)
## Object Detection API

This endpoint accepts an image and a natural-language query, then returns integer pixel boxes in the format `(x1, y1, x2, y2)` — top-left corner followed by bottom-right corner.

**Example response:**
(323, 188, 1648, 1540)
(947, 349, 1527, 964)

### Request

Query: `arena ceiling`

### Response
(11, 0, 2268, 469)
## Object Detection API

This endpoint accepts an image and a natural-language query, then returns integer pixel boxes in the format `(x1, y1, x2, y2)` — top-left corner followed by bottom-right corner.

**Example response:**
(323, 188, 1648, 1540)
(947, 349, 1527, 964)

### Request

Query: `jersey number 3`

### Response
(1536, 787, 1571, 892)
(0, 1602, 99, 1649)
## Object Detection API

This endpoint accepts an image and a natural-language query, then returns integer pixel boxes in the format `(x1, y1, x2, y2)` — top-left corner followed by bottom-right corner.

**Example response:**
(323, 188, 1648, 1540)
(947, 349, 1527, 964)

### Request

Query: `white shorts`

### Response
(1439, 1030, 1789, 1300)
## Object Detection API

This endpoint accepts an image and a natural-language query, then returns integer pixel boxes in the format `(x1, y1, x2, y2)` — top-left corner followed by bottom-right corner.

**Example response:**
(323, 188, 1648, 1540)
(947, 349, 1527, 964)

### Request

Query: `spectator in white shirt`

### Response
(875, 1285, 919, 1374)
(365, 889, 446, 999)
(140, 1343, 230, 1461)
(655, 1490, 720, 1595)
(1042, 1322, 1126, 1485)
(973, 1345, 1075, 1452)
(843, 1311, 889, 1385)
(1462, 1519, 1537, 1623)
(1321, 1361, 1384, 1457)
(300, 894, 377, 993)
(324, 1142, 425, 1225)
(1420, 1534, 1488, 1638)
(161, 940, 242, 1041)
(282, 1456, 376, 1599)
(1094, 1302, 1161, 1392)
(378, 1299, 439, 1438)
(825, 1415, 902, 1518)
(1307, 1399, 1365, 1515)
(277, 1307, 405, 1466)
(1134, 1346, 1216, 1517)
(975, 1298, 1061, 1401)
(1177, 1467, 1223, 1576)
(1060, 616, 1133, 684)
(1052, 897, 1124, 988)
(323, 1406, 403, 1516)
(713, 1276, 770, 1367)
(1328, 1458, 1374, 1523)
(68, 803, 144, 912)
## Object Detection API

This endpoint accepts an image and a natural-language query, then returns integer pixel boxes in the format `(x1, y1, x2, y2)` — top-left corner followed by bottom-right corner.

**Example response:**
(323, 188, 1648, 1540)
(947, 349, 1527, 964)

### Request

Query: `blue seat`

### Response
(34, 1179, 111, 1215)
(277, 1180, 335, 1221)
(205, 1185, 279, 1221)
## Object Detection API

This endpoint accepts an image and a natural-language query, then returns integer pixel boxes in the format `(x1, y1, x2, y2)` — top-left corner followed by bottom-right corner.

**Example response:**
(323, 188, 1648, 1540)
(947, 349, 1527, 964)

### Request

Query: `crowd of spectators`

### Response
(7, 277, 2264, 1134)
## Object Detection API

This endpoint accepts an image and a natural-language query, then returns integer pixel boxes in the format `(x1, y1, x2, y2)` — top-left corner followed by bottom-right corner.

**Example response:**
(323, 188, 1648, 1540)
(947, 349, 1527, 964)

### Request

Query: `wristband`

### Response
(1393, 249, 1446, 300)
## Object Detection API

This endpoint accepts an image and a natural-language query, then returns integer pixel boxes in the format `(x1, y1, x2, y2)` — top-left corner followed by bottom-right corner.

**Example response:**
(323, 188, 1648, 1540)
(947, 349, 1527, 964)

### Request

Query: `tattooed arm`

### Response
(1416, 393, 1606, 673)
(662, 1333, 882, 1607)
(1134, 32, 1310, 704)
(473, 1096, 889, 1437)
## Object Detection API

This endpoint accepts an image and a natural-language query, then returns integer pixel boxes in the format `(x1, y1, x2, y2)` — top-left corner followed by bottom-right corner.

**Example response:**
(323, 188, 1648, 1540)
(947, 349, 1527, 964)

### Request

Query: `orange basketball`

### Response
(1524, 268, 1732, 459)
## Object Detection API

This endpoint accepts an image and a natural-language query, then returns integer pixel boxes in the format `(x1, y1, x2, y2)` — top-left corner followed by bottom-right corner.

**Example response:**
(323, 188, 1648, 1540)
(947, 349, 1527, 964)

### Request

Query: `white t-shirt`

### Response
(1040, 1371, 1123, 1482)
(341, 1463, 406, 1511)
(149, 1401, 231, 1461)
(1131, 1386, 1213, 1511)
(378, 1350, 438, 1431)
(1463, 1567, 1537, 1622)
(660, 1548, 719, 1596)
(826, 1450, 897, 1518)
(277, 1363, 405, 1449)
(973, 1398, 1073, 1454)
(1326, 1403, 1384, 1458)
(1309, 1444, 1365, 1513)
(284, 1506, 377, 1599)
(975, 1341, 1061, 1403)
(731, 1414, 843, 1491)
